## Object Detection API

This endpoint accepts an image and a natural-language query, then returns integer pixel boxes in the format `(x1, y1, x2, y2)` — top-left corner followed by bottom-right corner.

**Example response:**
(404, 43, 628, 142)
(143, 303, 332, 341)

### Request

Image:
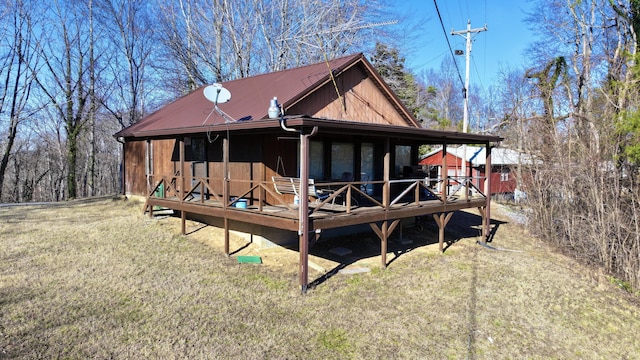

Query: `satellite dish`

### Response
(203, 83, 231, 104)
(202, 83, 236, 124)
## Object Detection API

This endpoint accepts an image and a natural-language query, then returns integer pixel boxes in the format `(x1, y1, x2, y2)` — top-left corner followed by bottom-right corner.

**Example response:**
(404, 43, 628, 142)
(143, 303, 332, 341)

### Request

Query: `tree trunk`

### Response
(66, 132, 78, 199)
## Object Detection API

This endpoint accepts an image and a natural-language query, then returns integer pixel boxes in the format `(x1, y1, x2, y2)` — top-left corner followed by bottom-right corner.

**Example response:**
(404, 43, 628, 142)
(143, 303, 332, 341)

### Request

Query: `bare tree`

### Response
(30, 0, 95, 199)
(154, 0, 397, 91)
(0, 1, 38, 202)
(523, 0, 640, 289)
(195, 0, 227, 81)
(96, 0, 156, 128)
(155, 0, 211, 93)
(418, 57, 464, 130)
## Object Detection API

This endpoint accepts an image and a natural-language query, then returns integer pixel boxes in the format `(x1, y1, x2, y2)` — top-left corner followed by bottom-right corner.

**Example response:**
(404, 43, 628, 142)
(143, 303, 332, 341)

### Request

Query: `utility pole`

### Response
(451, 20, 487, 182)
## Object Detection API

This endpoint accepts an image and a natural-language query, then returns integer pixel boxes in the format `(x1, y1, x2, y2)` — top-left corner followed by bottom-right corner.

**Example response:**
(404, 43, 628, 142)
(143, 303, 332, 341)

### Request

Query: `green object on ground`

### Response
(237, 255, 262, 264)
(153, 183, 164, 210)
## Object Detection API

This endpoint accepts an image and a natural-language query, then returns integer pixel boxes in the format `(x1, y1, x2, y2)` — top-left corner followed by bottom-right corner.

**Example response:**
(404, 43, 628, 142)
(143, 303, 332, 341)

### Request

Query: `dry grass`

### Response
(1, 198, 639, 359)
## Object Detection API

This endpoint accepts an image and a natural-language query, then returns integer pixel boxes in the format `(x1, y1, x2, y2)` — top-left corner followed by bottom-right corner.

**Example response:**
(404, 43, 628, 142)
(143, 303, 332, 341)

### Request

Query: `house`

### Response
(419, 146, 531, 197)
(114, 53, 503, 291)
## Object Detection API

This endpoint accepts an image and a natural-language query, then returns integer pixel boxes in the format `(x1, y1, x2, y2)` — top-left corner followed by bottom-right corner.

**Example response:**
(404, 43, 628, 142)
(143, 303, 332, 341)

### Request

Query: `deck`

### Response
(145, 176, 489, 242)
(148, 193, 487, 231)
(144, 176, 491, 291)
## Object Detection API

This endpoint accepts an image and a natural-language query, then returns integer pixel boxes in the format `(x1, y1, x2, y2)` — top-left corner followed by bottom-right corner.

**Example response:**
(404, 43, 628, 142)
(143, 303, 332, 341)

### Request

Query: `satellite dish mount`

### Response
(203, 83, 235, 123)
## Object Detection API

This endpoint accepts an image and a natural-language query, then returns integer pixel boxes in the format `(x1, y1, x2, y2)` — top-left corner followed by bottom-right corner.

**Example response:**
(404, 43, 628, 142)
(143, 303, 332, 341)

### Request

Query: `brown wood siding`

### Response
(199, 135, 268, 202)
(153, 139, 177, 180)
(124, 140, 146, 195)
(125, 135, 274, 199)
(289, 66, 410, 126)
(208, 162, 224, 196)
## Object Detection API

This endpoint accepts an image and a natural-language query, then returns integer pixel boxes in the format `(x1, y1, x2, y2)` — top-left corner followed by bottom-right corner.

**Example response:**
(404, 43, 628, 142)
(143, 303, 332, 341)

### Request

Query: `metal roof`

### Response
(116, 53, 408, 138)
(114, 53, 502, 145)
(281, 118, 502, 144)
(421, 146, 532, 165)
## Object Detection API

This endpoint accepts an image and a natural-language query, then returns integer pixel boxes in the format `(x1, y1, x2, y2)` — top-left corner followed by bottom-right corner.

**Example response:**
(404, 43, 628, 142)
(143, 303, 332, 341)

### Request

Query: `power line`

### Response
(433, 0, 464, 88)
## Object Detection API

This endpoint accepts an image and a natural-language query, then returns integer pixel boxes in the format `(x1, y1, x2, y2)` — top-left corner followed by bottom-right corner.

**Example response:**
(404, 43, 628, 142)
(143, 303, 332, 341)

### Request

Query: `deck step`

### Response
(151, 207, 174, 216)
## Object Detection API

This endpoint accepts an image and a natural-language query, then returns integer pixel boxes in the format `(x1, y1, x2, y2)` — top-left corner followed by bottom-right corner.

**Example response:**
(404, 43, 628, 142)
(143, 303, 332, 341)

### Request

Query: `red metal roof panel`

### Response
(115, 53, 363, 138)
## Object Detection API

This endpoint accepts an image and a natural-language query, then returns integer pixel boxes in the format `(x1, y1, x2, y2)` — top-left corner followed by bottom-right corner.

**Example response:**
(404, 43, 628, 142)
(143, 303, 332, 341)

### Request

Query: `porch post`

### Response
(383, 138, 390, 208)
(464, 146, 470, 202)
(180, 137, 185, 202)
(441, 143, 448, 203)
(483, 142, 492, 242)
(223, 137, 229, 209)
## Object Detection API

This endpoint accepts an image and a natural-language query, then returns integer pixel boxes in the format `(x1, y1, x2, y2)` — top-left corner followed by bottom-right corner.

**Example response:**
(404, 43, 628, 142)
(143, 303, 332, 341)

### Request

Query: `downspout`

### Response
(298, 125, 318, 294)
(279, 114, 318, 293)
(116, 136, 126, 196)
(279, 116, 298, 133)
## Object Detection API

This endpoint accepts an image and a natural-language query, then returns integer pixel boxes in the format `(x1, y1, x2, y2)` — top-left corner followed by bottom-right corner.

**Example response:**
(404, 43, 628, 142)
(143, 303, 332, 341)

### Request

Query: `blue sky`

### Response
(394, 0, 535, 91)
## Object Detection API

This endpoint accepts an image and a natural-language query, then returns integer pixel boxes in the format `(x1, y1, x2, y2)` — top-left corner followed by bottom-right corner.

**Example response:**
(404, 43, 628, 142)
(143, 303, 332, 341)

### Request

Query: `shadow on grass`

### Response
(184, 222, 254, 256)
(229, 241, 252, 256)
(185, 223, 209, 235)
(304, 211, 507, 288)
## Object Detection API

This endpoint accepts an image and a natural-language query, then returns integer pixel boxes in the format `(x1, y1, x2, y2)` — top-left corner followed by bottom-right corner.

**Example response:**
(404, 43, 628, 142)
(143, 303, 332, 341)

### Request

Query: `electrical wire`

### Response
(433, 0, 465, 88)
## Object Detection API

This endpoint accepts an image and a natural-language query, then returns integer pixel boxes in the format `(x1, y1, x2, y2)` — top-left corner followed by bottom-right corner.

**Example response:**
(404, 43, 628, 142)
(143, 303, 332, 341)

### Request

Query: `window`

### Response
(331, 142, 354, 179)
(309, 141, 324, 179)
(190, 137, 206, 162)
(395, 145, 411, 177)
(500, 169, 509, 182)
(361, 143, 374, 194)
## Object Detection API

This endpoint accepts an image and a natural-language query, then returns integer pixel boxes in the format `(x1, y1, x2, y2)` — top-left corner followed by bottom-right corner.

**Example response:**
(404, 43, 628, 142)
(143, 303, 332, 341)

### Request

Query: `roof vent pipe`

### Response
(268, 97, 281, 119)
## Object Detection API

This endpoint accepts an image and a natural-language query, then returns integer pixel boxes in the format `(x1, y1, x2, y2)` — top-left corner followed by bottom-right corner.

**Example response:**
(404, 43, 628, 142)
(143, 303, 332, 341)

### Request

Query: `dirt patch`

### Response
(171, 205, 515, 282)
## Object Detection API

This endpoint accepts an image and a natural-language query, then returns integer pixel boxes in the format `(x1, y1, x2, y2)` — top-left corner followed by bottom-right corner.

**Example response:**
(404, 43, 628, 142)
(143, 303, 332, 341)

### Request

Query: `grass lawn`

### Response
(1, 197, 639, 359)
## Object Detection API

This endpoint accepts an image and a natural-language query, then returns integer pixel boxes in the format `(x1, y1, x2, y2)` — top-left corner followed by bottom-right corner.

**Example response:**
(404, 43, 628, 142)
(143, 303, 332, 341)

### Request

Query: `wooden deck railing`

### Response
(145, 175, 487, 215)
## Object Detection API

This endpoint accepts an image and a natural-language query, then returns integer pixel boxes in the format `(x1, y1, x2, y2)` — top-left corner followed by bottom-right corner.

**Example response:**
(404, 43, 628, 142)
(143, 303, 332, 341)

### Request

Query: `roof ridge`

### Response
(218, 53, 362, 85)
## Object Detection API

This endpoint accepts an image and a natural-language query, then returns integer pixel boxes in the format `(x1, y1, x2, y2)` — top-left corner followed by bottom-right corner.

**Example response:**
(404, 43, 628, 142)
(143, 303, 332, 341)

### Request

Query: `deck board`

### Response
(146, 195, 487, 232)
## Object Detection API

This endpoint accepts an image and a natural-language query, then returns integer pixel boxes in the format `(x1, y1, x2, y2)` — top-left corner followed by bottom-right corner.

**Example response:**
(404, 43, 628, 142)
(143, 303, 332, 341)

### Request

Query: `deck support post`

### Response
(381, 221, 388, 266)
(224, 217, 230, 256)
(433, 212, 453, 253)
(298, 126, 318, 294)
(369, 219, 401, 267)
(181, 210, 186, 235)
(478, 207, 487, 239)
